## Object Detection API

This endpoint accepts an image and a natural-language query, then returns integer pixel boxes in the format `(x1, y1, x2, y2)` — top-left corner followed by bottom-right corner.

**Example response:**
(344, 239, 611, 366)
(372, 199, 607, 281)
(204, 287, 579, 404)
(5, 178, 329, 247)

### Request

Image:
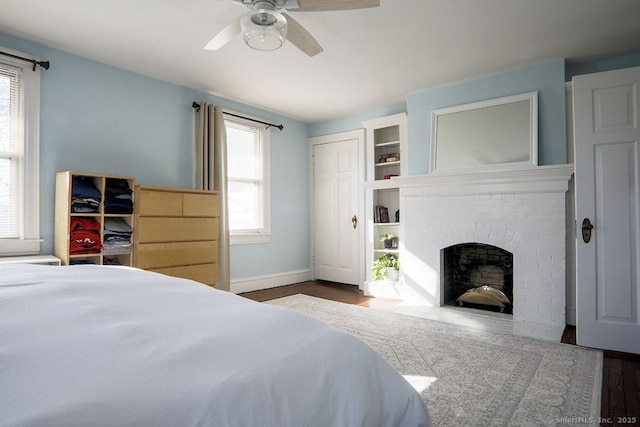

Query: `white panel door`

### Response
(573, 66, 640, 354)
(312, 138, 360, 285)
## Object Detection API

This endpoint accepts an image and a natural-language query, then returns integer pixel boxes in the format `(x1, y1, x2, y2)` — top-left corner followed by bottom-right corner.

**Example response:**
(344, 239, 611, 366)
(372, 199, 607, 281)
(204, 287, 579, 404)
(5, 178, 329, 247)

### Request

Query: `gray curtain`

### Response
(195, 102, 230, 291)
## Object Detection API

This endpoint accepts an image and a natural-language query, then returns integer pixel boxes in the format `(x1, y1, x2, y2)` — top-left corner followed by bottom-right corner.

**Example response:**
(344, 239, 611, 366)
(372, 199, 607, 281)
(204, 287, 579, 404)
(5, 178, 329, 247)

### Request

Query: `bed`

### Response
(0, 264, 432, 426)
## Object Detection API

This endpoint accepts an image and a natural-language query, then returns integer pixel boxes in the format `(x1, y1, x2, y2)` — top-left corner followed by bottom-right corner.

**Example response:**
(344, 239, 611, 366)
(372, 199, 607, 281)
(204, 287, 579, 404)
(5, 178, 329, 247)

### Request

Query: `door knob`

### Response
(582, 218, 594, 243)
(352, 215, 358, 229)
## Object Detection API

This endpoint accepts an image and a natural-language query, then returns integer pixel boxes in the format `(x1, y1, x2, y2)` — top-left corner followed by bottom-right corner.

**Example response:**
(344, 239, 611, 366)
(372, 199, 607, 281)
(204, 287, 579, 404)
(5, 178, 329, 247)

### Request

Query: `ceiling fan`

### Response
(204, 0, 380, 57)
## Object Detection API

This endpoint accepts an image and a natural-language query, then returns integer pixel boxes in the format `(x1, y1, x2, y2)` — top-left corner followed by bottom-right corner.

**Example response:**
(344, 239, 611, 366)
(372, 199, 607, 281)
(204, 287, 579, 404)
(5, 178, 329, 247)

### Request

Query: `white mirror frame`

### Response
(430, 91, 538, 173)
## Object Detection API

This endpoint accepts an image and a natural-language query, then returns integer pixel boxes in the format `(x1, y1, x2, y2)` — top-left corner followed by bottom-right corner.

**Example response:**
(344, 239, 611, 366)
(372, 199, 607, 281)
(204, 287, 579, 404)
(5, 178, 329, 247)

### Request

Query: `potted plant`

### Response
(372, 253, 399, 281)
(380, 233, 399, 249)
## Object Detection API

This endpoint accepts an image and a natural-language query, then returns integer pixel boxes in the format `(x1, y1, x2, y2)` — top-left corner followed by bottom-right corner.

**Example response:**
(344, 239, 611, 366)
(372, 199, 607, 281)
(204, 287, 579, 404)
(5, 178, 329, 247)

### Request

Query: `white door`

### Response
(311, 133, 363, 285)
(573, 66, 640, 354)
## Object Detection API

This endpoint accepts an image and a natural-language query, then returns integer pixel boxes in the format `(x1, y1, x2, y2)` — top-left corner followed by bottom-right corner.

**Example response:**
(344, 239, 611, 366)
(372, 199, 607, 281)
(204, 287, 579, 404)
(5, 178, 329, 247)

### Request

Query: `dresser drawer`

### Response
(150, 263, 218, 287)
(136, 241, 218, 269)
(183, 193, 220, 217)
(137, 190, 182, 217)
(137, 217, 219, 243)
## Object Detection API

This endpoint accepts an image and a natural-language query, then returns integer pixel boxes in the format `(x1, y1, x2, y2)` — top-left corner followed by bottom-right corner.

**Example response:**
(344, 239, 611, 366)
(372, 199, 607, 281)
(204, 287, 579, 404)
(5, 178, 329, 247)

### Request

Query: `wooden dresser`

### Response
(134, 186, 220, 287)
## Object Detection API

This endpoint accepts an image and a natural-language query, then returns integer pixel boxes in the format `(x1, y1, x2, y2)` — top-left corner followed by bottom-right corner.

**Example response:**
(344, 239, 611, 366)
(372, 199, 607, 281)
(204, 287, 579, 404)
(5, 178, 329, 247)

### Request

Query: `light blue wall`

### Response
(0, 31, 310, 280)
(311, 53, 640, 178)
(188, 97, 311, 280)
(308, 103, 406, 138)
(5, 25, 638, 282)
(310, 60, 568, 176)
(406, 59, 567, 175)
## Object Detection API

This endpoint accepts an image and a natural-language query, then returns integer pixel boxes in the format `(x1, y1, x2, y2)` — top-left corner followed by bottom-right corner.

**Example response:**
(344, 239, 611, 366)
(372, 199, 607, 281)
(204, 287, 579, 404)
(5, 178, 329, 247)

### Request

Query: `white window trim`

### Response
(0, 47, 41, 255)
(224, 111, 270, 245)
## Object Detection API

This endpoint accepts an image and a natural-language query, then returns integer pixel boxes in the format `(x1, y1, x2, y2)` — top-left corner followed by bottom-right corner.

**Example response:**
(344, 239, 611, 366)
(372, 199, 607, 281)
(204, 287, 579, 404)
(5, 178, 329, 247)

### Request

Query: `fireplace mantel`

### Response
(393, 164, 574, 197)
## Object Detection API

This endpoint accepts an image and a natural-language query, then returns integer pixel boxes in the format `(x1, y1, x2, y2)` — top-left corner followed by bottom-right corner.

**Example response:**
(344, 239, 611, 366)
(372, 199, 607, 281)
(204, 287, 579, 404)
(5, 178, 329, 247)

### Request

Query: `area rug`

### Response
(267, 294, 602, 427)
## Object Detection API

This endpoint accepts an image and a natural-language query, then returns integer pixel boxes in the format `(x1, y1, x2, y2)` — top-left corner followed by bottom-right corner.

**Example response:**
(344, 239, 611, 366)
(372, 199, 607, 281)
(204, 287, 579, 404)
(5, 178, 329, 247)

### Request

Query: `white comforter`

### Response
(0, 265, 431, 427)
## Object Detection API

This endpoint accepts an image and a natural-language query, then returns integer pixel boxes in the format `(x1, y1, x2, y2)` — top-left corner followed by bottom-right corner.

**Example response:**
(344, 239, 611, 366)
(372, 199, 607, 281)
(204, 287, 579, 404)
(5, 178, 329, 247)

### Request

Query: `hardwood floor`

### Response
(240, 280, 640, 426)
(240, 280, 400, 309)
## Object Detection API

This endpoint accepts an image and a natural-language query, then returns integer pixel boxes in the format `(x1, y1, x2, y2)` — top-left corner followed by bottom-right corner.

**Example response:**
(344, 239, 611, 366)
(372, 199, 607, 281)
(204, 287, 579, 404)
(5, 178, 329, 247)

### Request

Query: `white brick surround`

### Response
(394, 165, 574, 328)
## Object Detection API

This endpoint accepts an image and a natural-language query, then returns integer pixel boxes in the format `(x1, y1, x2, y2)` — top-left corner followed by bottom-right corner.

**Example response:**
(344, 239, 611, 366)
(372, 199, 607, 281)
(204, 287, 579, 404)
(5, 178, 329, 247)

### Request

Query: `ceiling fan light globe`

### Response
(241, 9, 287, 51)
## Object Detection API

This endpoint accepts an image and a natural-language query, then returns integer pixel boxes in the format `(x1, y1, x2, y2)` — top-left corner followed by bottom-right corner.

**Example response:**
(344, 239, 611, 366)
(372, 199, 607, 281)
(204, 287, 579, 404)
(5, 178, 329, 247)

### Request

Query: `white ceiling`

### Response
(1, 0, 639, 123)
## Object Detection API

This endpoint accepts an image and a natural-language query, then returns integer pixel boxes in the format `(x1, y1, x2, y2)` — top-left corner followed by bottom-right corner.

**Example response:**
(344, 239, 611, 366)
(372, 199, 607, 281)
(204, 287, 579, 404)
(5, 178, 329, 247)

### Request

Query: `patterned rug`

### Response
(267, 294, 602, 427)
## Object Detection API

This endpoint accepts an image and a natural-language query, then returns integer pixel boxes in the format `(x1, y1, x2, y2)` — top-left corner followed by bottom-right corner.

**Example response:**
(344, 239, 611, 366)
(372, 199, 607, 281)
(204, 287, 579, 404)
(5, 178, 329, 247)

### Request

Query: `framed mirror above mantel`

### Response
(430, 91, 538, 173)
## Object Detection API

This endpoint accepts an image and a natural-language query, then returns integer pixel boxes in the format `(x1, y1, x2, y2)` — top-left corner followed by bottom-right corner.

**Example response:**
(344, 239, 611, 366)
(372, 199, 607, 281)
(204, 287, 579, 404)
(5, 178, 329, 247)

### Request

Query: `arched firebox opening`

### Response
(442, 243, 513, 314)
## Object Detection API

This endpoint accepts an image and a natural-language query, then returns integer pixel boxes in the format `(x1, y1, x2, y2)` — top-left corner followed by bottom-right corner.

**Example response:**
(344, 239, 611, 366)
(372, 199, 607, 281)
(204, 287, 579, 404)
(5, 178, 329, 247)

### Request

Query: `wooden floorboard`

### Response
(240, 280, 401, 309)
(239, 281, 640, 425)
(561, 325, 576, 345)
(604, 351, 640, 426)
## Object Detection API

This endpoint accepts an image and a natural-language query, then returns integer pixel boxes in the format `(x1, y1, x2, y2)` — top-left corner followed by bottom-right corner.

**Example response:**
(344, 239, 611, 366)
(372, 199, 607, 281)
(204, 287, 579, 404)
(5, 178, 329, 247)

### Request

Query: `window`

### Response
(0, 49, 41, 255)
(225, 114, 270, 244)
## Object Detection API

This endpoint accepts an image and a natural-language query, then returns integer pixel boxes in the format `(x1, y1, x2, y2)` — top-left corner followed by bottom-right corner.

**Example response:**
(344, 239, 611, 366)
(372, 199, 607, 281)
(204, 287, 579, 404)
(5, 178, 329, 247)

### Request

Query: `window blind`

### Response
(0, 63, 22, 238)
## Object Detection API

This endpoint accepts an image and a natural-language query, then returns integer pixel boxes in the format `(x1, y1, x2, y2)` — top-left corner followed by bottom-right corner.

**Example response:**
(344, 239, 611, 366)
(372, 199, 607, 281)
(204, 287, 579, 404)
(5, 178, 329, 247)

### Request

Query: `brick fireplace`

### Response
(393, 165, 574, 328)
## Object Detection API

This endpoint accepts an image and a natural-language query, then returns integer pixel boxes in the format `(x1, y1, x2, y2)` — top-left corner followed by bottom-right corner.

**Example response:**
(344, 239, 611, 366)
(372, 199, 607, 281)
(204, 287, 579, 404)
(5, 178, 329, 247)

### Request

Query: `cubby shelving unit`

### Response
(54, 171, 135, 266)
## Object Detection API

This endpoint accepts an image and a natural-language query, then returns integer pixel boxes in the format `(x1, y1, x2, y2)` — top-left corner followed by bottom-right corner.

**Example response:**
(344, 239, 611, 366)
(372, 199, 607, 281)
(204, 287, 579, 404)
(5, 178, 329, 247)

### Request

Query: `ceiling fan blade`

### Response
(203, 18, 241, 50)
(290, 0, 379, 12)
(282, 13, 323, 57)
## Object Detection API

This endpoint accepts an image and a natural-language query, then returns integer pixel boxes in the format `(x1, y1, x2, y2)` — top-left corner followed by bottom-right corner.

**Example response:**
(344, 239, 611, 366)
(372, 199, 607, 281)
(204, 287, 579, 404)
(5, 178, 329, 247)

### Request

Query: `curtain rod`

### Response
(192, 102, 283, 131)
(0, 51, 50, 71)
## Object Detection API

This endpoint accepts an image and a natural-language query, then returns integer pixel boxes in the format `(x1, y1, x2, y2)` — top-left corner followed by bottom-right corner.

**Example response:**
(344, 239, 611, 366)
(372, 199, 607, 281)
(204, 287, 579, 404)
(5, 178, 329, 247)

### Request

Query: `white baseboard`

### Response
(230, 269, 313, 294)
